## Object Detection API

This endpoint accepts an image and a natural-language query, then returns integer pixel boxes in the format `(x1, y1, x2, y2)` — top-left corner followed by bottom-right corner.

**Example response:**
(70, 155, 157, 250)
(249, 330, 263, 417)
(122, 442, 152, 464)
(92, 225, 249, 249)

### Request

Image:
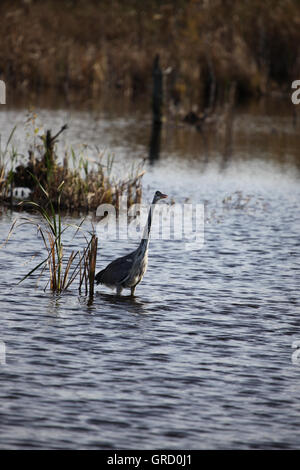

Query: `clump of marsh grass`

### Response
(0, 116, 144, 212)
(7, 178, 98, 296)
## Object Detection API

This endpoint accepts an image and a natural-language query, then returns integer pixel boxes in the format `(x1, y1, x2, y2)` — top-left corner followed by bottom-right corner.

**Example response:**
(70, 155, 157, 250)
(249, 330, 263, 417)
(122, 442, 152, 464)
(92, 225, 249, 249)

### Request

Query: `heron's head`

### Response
(153, 190, 168, 203)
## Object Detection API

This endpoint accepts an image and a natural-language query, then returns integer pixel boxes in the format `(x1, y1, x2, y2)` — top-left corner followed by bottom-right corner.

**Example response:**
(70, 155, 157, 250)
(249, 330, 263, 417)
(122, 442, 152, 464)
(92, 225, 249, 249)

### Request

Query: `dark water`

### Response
(0, 99, 300, 449)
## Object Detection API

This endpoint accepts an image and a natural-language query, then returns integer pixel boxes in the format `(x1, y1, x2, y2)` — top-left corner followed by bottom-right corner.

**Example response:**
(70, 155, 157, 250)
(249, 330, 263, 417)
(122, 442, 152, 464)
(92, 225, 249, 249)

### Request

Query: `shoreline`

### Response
(1, 0, 299, 110)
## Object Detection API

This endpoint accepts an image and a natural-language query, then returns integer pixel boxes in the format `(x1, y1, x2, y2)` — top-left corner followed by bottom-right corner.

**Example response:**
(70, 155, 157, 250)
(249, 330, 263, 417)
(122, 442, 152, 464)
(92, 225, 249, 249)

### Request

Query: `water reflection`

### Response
(149, 121, 162, 163)
(149, 54, 163, 164)
(96, 292, 147, 315)
(0, 94, 299, 173)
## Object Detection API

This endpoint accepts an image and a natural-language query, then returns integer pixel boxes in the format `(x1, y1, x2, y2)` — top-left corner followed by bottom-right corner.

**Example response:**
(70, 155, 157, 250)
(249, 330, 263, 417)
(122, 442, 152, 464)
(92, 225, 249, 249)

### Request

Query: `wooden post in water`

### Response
(152, 54, 163, 125)
(149, 54, 163, 163)
(223, 81, 236, 165)
(88, 234, 98, 300)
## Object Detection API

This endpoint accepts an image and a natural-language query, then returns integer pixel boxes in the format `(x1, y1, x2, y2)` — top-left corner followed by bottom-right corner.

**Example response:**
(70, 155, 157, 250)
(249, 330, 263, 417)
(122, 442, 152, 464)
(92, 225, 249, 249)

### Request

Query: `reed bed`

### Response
(0, 118, 144, 212)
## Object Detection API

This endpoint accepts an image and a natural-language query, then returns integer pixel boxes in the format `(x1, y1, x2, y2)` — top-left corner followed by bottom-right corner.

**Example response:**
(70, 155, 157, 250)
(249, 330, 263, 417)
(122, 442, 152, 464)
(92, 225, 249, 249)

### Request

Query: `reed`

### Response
(7, 179, 99, 295)
(0, 125, 19, 202)
(78, 233, 98, 297)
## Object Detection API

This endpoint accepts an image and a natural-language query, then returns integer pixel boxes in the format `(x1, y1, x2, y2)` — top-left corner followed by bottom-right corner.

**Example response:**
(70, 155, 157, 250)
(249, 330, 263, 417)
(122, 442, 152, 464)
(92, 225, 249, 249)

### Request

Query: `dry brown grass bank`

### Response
(0, 0, 299, 108)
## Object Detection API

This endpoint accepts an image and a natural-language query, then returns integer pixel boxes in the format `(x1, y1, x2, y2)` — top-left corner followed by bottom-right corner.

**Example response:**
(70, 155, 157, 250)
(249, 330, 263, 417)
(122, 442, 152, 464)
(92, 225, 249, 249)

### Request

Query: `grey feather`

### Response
(95, 251, 135, 286)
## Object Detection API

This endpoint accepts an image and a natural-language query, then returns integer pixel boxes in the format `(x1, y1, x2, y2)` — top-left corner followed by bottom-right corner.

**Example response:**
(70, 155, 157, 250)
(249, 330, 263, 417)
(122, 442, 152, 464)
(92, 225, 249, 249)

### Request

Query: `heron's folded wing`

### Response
(95, 252, 135, 285)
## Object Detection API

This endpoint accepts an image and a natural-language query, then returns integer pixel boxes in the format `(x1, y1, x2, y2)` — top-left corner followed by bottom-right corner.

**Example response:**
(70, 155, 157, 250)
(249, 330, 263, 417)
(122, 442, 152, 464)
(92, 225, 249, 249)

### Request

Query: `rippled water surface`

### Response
(0, 99, 300, 449)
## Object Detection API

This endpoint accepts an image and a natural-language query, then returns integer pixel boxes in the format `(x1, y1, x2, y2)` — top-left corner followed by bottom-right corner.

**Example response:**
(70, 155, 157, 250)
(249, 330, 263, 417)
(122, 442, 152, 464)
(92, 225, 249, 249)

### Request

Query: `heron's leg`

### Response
(116, 285, 123, 296)
(130, 286, 136, 297)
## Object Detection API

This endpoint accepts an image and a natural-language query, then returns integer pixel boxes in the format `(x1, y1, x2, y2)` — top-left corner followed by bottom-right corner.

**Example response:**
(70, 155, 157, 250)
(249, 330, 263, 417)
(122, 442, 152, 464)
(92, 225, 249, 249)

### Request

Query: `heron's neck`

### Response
(138, 197, 157, 254)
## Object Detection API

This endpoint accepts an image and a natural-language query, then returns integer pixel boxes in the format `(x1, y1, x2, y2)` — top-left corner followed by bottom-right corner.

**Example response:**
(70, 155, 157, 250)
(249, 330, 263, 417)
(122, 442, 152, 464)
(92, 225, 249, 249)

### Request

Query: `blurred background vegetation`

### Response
(1, 0, 299, 109)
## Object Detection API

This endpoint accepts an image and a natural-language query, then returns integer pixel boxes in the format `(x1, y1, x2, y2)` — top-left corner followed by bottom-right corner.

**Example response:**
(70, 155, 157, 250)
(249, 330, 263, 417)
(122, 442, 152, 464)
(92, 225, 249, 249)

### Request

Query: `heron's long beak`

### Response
(161, 193, 168, 199)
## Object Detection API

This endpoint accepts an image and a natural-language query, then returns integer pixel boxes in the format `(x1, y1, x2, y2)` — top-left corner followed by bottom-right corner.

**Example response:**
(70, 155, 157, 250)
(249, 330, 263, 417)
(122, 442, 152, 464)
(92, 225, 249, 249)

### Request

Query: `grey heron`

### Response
(95, 190, 168, 296)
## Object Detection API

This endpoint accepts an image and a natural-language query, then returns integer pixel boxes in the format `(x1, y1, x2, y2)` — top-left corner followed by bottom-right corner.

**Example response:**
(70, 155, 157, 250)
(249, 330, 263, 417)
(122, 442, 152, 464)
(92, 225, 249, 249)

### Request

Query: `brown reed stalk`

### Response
(88, 234, 98, 298)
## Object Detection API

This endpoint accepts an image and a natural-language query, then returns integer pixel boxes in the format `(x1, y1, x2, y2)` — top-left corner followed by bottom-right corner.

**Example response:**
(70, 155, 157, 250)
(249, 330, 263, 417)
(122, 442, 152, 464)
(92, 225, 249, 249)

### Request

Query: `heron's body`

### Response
(95, 191, 167, 296)
(95, 243, 148, 295)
